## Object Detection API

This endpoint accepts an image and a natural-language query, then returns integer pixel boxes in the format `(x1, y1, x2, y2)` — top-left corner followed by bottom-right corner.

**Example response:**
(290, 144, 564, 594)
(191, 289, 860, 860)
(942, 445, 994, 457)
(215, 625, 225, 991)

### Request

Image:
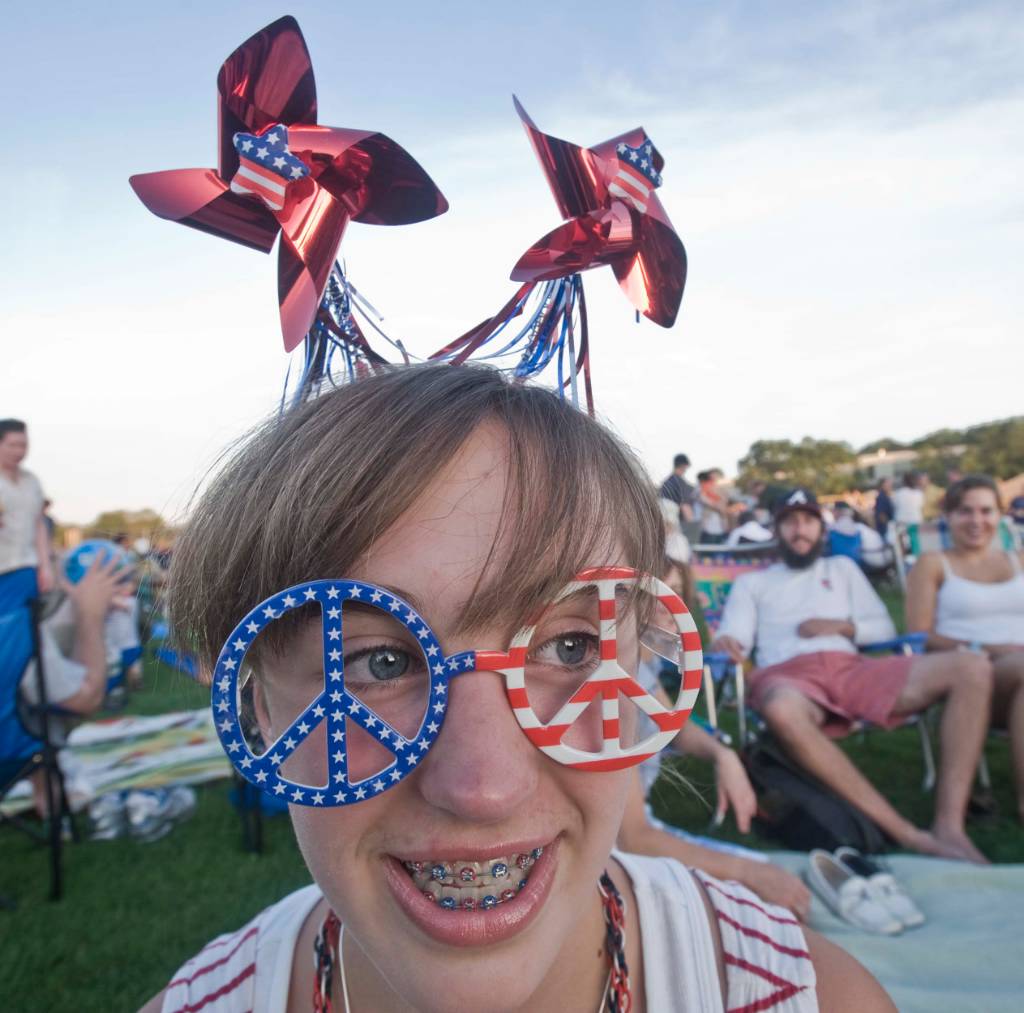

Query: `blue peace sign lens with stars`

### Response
(212, 580, 473, 807)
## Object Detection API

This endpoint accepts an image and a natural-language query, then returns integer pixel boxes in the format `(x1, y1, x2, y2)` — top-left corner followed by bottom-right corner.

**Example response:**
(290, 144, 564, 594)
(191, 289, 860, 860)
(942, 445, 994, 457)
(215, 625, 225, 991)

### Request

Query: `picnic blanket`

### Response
(773, 851, 1024, 1012)
(1, 709, 230, 815)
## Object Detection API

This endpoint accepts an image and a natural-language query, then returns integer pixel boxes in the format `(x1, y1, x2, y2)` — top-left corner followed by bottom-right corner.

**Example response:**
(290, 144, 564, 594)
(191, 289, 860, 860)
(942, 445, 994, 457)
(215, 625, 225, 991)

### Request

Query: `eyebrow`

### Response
(343, 584, 427, 616)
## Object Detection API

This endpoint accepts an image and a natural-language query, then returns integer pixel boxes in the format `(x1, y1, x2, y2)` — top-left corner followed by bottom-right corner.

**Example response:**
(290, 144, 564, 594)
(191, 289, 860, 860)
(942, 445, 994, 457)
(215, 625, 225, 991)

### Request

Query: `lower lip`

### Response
(382, 838, 559, 947)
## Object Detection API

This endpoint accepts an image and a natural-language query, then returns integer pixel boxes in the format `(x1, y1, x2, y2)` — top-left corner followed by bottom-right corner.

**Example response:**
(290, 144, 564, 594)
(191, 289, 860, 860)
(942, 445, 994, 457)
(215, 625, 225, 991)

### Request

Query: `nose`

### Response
(416, 662, 538, 823)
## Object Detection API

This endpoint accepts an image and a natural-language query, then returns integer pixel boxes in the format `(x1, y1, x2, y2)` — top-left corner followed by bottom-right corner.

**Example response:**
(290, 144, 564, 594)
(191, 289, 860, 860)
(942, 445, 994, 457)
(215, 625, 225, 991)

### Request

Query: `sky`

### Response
(2, 0, 1022, 524)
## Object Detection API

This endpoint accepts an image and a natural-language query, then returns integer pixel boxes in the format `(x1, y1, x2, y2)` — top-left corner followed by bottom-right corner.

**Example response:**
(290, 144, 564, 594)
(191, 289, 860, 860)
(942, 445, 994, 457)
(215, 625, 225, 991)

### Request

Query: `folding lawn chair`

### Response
(0, 569, 76, 901)
(691, 544, 778, 746)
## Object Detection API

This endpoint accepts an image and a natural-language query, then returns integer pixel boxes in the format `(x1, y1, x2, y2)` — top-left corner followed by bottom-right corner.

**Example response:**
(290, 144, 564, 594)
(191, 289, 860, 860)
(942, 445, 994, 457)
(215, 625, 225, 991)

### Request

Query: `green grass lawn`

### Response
(2, 626, 1023, 1011)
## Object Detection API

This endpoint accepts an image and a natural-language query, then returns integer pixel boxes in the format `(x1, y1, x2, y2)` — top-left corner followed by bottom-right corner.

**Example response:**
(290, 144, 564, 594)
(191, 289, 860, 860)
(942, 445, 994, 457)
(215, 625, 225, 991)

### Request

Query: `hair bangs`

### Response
(453, 399, 664, 638)
(169, 363, 664, 671)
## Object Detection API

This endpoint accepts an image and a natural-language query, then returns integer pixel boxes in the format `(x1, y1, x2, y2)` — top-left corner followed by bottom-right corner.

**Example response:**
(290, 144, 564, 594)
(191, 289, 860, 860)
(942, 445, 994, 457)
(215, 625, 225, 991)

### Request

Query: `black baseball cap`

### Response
(774, 487, 823, 522)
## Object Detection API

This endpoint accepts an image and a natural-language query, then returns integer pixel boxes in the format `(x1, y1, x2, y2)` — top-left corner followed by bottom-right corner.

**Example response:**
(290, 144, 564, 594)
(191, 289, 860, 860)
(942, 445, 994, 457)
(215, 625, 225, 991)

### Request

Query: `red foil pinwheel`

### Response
(511, 98, 685, 328)
(129, 16, 448, 352)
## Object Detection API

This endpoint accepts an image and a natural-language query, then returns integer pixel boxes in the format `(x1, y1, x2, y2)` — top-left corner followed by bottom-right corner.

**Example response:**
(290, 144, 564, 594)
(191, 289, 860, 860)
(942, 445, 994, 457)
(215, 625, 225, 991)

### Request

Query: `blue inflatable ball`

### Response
(64, 539, 132, 585)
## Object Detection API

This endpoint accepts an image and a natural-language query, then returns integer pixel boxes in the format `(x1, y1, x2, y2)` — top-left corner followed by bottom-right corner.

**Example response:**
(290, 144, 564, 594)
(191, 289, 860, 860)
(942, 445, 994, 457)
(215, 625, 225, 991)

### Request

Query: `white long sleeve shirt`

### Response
(717, 555, 896, 669)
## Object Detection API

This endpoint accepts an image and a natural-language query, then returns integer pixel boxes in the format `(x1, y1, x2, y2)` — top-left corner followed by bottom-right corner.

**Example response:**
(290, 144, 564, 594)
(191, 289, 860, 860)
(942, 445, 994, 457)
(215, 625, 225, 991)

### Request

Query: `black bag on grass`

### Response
(742, 736, 887, 854)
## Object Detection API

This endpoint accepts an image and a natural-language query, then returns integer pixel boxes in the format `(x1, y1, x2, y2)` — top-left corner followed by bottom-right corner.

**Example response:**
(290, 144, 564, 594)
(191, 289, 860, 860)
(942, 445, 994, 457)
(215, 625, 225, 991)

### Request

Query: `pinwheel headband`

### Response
(129, 15, 447, 358)
(129, 15, 687, 411)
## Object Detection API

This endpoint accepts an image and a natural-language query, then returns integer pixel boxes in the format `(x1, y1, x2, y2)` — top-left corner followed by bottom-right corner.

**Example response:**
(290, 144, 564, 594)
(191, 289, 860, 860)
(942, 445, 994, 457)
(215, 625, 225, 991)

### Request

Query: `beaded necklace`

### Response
(313, 870, 631, 1012)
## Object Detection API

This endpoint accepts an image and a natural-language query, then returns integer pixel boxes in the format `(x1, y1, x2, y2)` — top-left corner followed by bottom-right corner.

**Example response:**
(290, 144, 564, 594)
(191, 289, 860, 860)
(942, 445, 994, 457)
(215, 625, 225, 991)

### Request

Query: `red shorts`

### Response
(747, 651, 915, 738)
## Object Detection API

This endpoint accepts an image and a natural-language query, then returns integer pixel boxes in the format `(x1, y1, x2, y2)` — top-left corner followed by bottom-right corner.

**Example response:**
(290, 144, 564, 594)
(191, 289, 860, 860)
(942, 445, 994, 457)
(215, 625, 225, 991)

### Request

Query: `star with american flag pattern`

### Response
(230, 124, 310, 212)
(609, 136, 663, 214)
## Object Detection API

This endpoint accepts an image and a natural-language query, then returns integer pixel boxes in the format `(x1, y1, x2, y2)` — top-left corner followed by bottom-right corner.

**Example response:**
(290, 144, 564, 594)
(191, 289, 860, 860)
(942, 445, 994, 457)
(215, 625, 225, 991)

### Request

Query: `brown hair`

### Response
(943, 474, 1003, 514)
(169, 363, 663, 668)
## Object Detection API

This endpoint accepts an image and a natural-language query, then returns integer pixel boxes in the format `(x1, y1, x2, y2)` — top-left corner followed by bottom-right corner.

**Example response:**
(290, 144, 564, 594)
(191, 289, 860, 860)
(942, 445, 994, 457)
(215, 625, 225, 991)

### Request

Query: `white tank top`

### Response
(935, 552, 1024, 644)
(161, 855, 817, 1012)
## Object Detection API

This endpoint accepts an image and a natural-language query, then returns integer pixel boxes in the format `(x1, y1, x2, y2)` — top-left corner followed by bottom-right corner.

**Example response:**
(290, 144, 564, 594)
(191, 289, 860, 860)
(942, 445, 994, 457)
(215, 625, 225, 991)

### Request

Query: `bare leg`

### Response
(760, 689, 950, 857)
(991, 652, 1024, 822)
(890, 652, 992, 861)
(762, 684, 985, 862)
(29, 768, 49, 819)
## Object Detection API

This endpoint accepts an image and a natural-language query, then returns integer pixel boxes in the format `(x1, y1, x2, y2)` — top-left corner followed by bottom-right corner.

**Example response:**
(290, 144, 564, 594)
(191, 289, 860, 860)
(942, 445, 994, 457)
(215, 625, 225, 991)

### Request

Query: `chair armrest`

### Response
(703, 652, 738, 681)
(686, 714, 733, 746)
(859, 632, 928, 655)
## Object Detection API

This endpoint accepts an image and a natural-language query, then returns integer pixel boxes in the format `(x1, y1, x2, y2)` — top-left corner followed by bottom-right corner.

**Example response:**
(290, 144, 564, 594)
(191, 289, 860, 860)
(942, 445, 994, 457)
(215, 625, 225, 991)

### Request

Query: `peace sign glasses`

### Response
(212, 567, 703, 807)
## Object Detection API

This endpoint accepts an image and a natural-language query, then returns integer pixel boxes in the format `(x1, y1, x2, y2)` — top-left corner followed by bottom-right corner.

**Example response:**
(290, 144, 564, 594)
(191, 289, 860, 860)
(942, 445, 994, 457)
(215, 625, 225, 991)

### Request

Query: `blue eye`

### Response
(555, 635, 590, 665)
(367, 648, 410, 681)
(531, 632, 599, 669)
(344, 645, 419, 684)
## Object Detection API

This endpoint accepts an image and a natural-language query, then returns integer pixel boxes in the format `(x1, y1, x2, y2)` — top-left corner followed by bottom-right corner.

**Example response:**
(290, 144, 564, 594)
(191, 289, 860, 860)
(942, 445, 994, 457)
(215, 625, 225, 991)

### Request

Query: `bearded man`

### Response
(711, 488, 991, 863)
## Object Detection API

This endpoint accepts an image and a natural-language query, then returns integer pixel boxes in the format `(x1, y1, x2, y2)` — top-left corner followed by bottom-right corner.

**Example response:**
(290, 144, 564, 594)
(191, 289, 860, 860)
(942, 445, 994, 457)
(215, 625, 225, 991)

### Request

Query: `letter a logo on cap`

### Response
(788, 490, 808, 506)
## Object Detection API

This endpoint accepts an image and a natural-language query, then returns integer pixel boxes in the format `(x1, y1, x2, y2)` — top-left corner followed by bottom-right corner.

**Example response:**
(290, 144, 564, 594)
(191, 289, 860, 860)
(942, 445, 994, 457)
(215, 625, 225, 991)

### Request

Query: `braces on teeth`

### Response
(404, 848, 544, 910)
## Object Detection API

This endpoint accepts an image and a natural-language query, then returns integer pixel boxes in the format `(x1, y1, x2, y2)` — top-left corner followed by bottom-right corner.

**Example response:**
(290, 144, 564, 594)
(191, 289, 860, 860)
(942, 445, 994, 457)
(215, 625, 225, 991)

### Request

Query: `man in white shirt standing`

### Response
(711, 488, 991, 863)
(0, 418, 54, 601)
(891, 470, 926, 525)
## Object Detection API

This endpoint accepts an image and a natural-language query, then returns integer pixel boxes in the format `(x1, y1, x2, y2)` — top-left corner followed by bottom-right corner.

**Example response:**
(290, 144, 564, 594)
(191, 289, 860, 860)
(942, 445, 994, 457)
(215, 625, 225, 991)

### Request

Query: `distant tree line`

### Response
(737, 416, 1024, 492)
(54, 507, 177, 548)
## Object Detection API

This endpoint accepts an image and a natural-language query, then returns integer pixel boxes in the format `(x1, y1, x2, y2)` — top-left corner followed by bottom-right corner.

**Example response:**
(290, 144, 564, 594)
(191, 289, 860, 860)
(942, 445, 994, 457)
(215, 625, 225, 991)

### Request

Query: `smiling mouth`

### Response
(400, 847, 545, 911)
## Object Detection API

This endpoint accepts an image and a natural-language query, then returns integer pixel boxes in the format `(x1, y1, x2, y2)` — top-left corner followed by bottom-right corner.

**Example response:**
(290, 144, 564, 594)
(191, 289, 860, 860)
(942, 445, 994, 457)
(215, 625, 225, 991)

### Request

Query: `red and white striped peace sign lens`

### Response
(478, 567, 703, 771)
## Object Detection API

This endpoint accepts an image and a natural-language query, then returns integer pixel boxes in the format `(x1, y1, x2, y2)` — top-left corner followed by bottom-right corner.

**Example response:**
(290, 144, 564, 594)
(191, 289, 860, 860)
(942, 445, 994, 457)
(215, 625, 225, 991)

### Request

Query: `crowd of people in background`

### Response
(655, 449, 1024, 863)
(0, 418, 175, 811)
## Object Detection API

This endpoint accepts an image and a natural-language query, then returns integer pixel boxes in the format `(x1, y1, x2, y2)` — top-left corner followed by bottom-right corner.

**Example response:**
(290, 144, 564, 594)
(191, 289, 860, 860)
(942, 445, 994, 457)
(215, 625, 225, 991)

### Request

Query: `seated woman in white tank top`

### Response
(907, 475, 1024, 822)
(139, 368, 890, 1012)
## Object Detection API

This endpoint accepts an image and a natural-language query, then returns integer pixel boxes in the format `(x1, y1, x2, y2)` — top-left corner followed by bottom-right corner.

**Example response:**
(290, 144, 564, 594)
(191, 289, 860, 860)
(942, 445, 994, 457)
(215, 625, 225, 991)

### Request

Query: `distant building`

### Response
(856, 448, 920, 482)
(857, 445, 967, 483)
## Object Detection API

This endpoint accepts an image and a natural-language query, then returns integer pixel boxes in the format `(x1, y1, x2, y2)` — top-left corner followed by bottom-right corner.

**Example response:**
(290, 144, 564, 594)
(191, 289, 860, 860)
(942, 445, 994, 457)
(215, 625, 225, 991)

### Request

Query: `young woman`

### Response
(907, 475, 1024, 821)
(142, 365, 889, 1012)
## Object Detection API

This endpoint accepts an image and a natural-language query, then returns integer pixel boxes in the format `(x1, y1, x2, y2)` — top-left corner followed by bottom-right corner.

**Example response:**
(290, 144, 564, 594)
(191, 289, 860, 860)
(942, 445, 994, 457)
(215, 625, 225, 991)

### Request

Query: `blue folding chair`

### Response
(826, 528, 863, 565)
(0, 568, 75, 900)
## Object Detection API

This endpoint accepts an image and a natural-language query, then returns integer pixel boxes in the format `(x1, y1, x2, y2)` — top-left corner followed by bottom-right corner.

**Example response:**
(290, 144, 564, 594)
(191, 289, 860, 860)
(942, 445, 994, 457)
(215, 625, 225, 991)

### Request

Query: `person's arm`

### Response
(844, 559, 897, 644)
(806, 928, 896, 1011)
(56, 557, 123, 714)
(137, 991, 165, 1013)
(709, 574, 757, 663)
(617, 771, 811, 918)
(655, 690, 757, 832)
(34, 513, 54, 593)
(699, 489, 726, 518)
(904, 553, 962, 650)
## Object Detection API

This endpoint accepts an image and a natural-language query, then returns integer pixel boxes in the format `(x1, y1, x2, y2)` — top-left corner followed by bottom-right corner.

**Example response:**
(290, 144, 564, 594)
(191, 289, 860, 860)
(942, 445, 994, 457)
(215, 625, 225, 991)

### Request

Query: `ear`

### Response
(249, 672, 276, 748)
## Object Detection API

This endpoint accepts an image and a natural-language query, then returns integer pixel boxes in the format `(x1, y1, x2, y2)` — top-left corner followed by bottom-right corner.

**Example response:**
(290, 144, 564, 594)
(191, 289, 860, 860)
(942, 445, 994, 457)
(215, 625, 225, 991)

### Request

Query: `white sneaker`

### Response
(805, 849, 903, 935)
(834, 847, 926, 929)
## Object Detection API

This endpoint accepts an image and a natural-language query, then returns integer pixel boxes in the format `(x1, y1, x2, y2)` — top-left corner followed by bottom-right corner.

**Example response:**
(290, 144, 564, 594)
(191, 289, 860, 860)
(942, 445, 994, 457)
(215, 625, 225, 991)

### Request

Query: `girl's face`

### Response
(947, 487, 1000, 551)
(257, 423, 633, 1011)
